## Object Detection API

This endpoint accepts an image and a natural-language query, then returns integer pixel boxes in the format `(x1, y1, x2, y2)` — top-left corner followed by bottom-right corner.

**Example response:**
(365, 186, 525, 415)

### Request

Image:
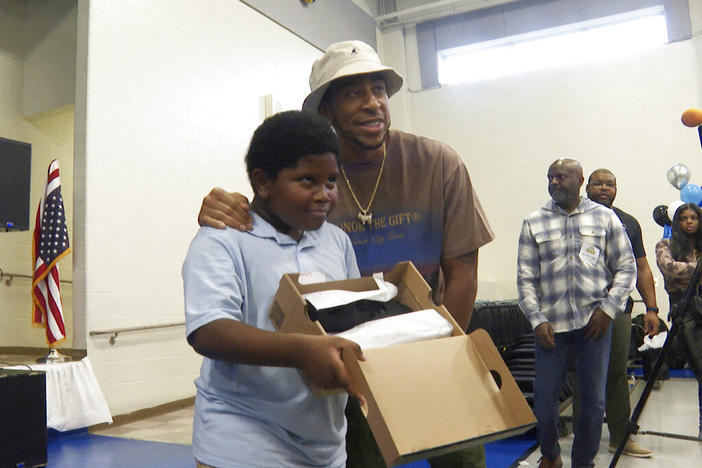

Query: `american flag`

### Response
(32, 159, 71, 345)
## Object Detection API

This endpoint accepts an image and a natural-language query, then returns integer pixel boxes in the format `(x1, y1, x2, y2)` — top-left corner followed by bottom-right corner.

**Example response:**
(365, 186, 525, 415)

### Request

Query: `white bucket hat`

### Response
(302, 40, 404, 112)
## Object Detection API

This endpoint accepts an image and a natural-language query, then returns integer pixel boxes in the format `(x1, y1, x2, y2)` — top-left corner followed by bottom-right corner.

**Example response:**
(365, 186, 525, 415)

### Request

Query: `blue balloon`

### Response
(663, 224, 672, 239)
(680, 183, 702, 204)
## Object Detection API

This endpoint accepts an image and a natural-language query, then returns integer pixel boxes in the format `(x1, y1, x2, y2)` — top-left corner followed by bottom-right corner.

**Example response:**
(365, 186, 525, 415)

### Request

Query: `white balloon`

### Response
(668, 199, 686, 221)
(666, 164, 691, 189)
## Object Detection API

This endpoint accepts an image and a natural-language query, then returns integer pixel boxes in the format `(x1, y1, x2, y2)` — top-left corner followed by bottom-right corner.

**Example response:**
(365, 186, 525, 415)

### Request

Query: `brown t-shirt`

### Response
(329, 129, 494, 302)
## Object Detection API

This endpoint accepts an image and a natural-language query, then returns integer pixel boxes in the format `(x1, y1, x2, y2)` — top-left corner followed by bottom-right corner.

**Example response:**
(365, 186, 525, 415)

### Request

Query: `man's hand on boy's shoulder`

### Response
(198, 187, 253, 231)
(295, 335, 367, 406)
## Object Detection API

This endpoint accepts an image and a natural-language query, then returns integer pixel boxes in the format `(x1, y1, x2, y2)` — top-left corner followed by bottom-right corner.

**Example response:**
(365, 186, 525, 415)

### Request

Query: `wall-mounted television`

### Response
(0, 137, 32, 231)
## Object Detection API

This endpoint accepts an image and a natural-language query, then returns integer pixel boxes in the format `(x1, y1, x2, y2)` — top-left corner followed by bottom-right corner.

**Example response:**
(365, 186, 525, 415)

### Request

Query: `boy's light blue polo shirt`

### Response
(183, 212, 359, 468)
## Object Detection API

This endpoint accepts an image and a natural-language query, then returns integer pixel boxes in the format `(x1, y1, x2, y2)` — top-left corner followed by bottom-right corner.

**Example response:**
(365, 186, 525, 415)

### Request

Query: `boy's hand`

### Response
(198, 187, 253, 231)
(296, 335, 366, 406)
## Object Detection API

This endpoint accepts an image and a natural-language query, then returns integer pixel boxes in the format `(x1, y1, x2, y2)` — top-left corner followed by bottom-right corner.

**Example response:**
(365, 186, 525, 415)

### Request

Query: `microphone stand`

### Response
(609, 256, 702, 467)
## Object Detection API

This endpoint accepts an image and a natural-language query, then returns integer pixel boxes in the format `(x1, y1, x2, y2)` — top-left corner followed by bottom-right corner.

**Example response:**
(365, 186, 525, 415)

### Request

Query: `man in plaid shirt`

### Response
(517, 158, 636, 468)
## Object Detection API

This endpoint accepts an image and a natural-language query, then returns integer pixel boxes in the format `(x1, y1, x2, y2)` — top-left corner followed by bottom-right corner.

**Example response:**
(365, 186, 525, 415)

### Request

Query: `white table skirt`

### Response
(6, 356, 113, 431)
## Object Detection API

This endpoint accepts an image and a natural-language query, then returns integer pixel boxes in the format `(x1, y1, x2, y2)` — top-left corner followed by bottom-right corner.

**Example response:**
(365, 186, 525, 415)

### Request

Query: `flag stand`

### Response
(36, 348, 70, 363)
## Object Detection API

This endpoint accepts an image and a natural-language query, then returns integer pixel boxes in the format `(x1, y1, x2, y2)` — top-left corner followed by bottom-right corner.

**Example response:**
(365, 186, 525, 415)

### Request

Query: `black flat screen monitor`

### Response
(0, 137, 32, 231)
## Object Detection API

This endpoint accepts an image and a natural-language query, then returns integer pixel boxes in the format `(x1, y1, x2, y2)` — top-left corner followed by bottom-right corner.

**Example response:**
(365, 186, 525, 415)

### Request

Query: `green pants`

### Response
(678, 314, 702, 432)
(605, 312, 633, 444)
(345, 400, 486, 468)
(572, 312, 631, 444)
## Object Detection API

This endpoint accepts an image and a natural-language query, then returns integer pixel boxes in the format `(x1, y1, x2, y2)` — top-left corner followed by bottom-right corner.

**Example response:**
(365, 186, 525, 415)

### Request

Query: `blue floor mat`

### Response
(390, 433, 538, 468)
(48, 431, 193, 468)
(48, 430, 536, 468)
(485, 433, 537, 468)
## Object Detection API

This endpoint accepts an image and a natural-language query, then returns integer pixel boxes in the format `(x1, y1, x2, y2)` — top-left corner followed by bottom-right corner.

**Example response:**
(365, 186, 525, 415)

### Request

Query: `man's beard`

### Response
(594, 195, 613, 208)
(347, 128, 388, 152)
(332, 121, 388, 152)
(550, 188, 575, 207)
(355, 138, 385, 151)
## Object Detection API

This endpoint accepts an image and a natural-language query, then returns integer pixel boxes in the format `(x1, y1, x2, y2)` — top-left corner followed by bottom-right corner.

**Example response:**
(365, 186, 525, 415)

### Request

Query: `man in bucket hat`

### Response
(197, 40, 494, 468)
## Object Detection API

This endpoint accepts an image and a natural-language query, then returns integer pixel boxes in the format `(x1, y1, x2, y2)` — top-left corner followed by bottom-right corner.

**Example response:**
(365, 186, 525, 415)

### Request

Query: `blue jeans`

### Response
(534, 326, 612, 467)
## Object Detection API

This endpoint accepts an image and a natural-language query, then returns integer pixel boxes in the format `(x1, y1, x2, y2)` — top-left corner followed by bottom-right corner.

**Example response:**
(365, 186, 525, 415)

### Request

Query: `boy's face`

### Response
(256, 153, 339, 239)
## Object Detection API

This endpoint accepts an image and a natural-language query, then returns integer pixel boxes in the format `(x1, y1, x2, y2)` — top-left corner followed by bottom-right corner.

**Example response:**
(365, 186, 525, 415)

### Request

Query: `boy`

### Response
(182, 111, 365, 468)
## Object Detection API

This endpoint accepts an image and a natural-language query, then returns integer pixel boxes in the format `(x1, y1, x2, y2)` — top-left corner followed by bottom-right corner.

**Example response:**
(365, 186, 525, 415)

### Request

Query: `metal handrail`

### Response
(0, 268, 73, 286)
(89, 322, 185, 345)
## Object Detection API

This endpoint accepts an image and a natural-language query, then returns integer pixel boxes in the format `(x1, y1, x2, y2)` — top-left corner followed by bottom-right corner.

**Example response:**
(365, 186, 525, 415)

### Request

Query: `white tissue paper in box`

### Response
(336, 309, 453, 350)
(301, 275, 398, 310)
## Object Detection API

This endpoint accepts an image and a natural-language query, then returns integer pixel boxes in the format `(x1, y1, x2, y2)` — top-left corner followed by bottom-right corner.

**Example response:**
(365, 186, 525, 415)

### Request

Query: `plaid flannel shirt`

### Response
(517, 197, 636, 332)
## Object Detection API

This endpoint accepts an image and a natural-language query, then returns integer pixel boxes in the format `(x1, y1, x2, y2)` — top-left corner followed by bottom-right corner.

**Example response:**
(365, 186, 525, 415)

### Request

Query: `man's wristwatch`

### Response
(646, 307, 659, 313)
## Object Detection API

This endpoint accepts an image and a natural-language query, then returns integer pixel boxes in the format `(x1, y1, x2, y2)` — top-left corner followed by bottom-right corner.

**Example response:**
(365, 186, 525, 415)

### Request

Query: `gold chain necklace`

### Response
(340, 144, 386, 226)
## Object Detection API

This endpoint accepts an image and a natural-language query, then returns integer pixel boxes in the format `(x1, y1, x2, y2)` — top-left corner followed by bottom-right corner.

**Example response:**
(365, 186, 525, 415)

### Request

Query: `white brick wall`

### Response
(75, 0, 321, 415)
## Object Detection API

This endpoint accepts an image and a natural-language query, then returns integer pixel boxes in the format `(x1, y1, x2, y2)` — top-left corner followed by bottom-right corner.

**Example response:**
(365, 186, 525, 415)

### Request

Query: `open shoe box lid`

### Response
(269, 261, 536, 466)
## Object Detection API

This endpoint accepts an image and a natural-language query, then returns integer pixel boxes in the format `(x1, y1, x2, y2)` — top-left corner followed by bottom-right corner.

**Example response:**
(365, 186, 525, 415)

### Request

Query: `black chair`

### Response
(468, 300, 575, 414)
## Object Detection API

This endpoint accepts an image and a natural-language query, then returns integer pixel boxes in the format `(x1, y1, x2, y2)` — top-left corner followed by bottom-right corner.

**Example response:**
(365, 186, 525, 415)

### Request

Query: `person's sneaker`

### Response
(608, 439, 653, 458)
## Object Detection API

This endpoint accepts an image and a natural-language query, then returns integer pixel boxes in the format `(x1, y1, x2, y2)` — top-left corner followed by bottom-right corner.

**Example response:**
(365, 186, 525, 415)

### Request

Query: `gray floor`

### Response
(91, 405, 194, 445)
(521, 378, 702, 467)
(89, 378, 702, 467)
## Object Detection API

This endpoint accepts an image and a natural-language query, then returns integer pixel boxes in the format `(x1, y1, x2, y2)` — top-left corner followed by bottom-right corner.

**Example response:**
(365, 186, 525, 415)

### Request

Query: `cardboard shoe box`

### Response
(269, 261, 536, 467)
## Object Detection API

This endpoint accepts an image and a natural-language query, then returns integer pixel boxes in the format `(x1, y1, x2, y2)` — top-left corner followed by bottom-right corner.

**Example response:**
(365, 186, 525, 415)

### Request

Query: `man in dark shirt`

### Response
(585, 168, 660, 457)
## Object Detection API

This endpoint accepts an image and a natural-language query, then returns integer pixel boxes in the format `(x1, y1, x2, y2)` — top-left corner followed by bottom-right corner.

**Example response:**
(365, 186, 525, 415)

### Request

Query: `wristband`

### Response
(646, 307, 659, 313)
